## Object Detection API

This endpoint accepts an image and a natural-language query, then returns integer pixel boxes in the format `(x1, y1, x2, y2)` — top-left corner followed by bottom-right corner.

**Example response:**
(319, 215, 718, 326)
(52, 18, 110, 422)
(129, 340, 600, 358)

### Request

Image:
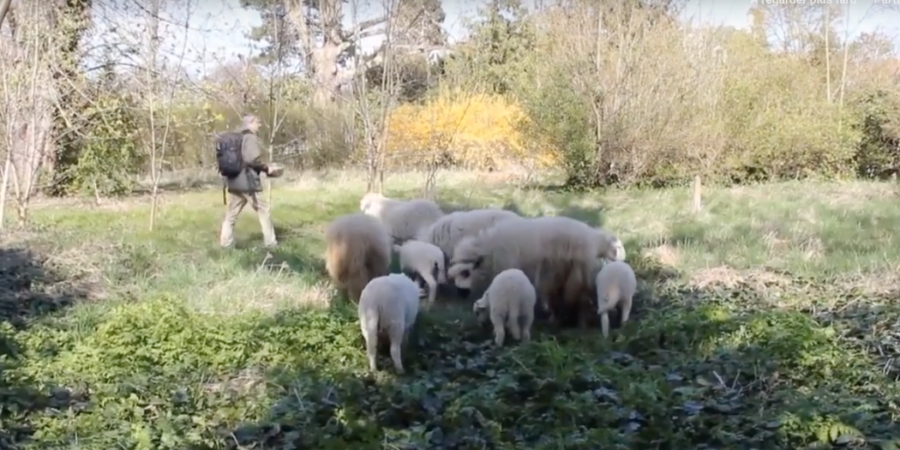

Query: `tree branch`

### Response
(0, 0, 12, 30)
(284, 0, 312, 50)
(342, 15, 387, 40)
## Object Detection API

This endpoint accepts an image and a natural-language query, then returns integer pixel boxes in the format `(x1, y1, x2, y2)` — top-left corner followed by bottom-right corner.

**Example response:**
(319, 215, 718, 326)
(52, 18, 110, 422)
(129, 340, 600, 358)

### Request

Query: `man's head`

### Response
(241, 114, 260, 133)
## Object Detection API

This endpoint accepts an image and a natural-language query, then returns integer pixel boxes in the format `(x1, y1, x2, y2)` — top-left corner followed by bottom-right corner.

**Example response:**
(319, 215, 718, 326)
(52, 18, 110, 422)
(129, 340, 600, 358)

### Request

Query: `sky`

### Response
(89, 0, 900, 77)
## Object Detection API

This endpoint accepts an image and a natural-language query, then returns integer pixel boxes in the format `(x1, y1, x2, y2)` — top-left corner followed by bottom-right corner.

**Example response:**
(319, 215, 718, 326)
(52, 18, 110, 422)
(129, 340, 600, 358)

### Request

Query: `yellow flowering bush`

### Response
(383, 90, 559, 170)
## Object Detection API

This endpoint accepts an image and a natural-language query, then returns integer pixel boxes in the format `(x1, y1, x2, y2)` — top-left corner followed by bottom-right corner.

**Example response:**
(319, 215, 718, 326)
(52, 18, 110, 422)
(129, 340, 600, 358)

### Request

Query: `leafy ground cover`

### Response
(2, 170, 900, 449)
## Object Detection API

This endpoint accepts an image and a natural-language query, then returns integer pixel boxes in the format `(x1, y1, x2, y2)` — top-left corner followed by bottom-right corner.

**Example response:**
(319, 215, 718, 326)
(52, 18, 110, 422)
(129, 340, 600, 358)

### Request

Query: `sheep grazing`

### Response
(359, 192, 444, 243)
(416, 208, 522, 260)
(394, 240, 445, 308)
(358, 273, 421, 374)
(595, 260, 637, 338)
(473, 268, 536, 346)
(324, 213, 392, 303)
(595, 228, 626, 261)
(448, 216, 600, 327)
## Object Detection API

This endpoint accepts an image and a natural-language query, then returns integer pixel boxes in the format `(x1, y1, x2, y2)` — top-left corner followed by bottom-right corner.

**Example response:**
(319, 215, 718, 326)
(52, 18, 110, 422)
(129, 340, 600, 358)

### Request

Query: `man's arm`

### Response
(241, 133, 269, 174)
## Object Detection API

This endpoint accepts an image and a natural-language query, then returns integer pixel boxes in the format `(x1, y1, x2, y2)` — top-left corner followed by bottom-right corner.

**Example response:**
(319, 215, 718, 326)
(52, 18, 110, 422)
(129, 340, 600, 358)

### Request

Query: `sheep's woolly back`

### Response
(595, 261, 637, 313)
(324, 213, 392, 301)
(478, 268, 536, 314)
(595, 229, 626, 261)
(359, 192, 400, 218)
(395, 240, 446, 284)
(358, 273, 420, 335)
(416, 208, 522, 258)
(360, 193, 444, 243)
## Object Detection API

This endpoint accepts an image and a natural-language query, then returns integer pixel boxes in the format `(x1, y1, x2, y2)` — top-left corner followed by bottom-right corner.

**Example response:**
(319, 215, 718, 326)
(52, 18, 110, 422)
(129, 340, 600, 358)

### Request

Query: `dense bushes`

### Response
(43, 3, 900, 195)
(508, 11, 872, 188)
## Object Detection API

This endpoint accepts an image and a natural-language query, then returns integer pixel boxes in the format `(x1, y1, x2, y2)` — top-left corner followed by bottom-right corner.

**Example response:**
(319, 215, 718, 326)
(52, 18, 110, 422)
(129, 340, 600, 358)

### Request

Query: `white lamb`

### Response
(416, 208, 522, 259)
(473, 268, 536, 346)
(360, 192, 444, 243)
(393, 240, 445, 308)
(358, 273, 421, 374)
(595, 260, 637, 338)
(448, 216, 600, 326)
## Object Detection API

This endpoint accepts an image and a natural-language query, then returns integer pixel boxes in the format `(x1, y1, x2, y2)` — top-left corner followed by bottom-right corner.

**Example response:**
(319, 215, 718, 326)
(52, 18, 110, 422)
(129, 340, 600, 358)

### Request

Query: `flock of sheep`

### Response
(323, 192, 637, 374)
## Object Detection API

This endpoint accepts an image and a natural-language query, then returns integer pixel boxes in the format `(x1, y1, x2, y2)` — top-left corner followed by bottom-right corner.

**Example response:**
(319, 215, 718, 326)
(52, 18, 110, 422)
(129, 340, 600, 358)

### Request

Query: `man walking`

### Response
(219, 114, 278, 248)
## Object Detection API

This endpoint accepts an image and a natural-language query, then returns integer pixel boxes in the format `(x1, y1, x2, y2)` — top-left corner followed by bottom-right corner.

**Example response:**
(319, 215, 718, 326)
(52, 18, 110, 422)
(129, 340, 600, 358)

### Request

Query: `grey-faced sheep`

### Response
(359, 192, 444, 243)
(416, 208, 522, 260)
(394, 240, 445, 308)
(595, 260, 637, 337)
(473, 268, 536, 346)
(358, 273, 420, 374)
(448, 216, 600, 327)
(324, 213, 392, 303)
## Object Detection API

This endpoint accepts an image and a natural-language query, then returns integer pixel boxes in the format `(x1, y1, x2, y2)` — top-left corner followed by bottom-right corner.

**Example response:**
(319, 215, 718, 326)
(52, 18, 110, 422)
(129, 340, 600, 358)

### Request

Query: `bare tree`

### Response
(142, 0, 192, 231)
(242, 0, 445, 106)
(263, 3, 291, 208)
(0, 3, 57, 227)
(351, 0, 399, 193)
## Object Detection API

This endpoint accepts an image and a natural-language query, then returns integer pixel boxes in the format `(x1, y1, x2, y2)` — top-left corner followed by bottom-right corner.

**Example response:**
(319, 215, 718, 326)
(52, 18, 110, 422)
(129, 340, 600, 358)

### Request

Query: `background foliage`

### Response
(2, 0, 897, 197)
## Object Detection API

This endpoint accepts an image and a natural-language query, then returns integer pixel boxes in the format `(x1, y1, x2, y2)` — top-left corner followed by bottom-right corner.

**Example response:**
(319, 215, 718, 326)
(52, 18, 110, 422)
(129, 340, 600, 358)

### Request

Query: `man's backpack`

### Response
(215, 131, 247, 178)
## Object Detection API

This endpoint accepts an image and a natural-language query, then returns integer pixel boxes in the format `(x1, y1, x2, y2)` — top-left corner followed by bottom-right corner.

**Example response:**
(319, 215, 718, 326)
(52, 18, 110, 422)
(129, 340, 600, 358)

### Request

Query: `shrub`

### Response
(384, 90, 560, 171)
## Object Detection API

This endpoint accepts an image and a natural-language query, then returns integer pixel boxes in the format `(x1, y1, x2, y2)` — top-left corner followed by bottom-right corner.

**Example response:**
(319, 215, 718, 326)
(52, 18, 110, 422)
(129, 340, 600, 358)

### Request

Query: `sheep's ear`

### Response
(473, 256, 484, 269)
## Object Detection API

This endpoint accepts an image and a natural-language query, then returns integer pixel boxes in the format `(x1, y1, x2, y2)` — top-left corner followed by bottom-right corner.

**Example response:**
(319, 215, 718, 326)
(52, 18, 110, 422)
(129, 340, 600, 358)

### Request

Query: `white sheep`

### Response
(595, 260, 637, 338)
(595, 228, 626, 261)
(448, 216, 600, 326)
(324, 213, 392, 303)
(358, 273, 420, 374)
(360, 192, 444, 243)
(472, 268, 536, 346)
(393, 240, 445, 308)
(416, 208, 522, 259)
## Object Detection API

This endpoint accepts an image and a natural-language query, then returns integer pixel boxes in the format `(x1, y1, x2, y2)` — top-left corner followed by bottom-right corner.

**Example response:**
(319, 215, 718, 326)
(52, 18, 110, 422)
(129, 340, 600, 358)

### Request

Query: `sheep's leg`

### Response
(362, 328, 378, 371)
(402, 325, 417, 360)
(422, 272, 438, 309)
(597, 294, 612, 337)
(577, 300, 590, 330)
(520, 310, 534, 343)
(620, 295, 633, 328)
(600, 311, 611, 338)
(490, 310, 506, 346)
(388, 327, 405, 374)
(536, 283, 558, 326)
(347, 280, 363, 304)
(506, 302, 522, 342)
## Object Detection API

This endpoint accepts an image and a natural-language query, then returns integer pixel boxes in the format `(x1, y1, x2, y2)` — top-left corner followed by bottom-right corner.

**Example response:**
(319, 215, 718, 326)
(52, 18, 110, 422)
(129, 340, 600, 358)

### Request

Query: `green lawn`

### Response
(2, 170, 900, 449)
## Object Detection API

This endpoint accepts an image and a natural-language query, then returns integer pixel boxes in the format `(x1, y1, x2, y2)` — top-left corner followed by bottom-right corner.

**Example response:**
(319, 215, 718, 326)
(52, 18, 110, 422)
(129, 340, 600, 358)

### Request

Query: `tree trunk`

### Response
(311, 42, 344, 106)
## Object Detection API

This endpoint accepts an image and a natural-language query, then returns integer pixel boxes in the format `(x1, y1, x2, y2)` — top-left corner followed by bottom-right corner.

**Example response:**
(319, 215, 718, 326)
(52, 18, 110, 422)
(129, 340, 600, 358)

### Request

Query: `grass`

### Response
(3, 169, 900, 449)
